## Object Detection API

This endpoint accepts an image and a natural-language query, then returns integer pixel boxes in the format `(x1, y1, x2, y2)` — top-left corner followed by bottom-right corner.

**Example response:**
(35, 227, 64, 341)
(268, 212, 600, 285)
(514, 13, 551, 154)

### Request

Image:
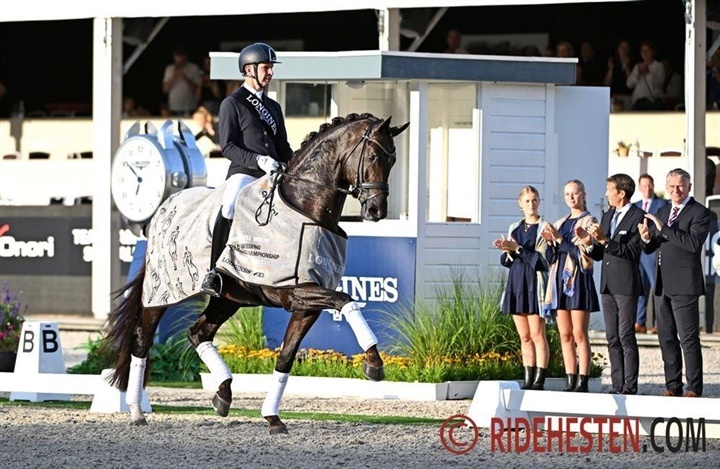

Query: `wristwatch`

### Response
(516, 246, 523, 254)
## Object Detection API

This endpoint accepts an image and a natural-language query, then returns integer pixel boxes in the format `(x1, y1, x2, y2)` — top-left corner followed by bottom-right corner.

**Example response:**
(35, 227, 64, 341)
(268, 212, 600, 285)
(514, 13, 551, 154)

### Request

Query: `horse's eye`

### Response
(368, 153, 379, 162)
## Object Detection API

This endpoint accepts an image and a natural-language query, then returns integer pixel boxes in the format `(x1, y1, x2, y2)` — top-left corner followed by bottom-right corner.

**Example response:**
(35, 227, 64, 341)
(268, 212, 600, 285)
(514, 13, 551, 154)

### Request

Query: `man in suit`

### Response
(638, 168, 712, 397)
(634, 174, 669, 333)
(588, 173, 645, 395)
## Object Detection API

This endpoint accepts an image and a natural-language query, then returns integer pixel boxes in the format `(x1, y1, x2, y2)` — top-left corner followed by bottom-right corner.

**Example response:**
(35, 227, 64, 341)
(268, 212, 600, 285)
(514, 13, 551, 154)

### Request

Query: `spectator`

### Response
(556, 41, 582, 84)
(633, 174, 668, 334)
(661, 59, 683, 110)
(578, 41, 605, 86)
(493, 186, 553, 391)
(638, 168, 712, 397)
(192, 105, 220, 151)
(542, 179, 601, 393)
(122, 97, 150, 118)
(197, 56, 225, 116)
(162, 47, 203, 117)
(588, 174, 645, 395)
(604, 39, 635, 106)
(707, 49, 720, 110)
(444, 28, 467, 54)
(627, 40, 665, 110)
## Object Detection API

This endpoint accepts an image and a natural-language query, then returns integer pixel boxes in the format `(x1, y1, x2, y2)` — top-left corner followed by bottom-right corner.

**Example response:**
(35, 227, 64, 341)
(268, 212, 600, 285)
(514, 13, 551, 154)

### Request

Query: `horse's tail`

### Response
(102, 264, 148, 392)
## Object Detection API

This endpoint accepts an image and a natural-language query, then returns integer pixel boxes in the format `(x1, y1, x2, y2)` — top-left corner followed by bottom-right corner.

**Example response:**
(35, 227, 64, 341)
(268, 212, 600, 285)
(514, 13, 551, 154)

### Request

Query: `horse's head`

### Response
(283, 114, 409, 227)
(341, 116, 410, 222)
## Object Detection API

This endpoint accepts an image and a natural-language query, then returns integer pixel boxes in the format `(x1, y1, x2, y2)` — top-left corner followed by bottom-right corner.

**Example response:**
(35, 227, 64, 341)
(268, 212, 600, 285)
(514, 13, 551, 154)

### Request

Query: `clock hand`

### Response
(124, 161, 141, 180)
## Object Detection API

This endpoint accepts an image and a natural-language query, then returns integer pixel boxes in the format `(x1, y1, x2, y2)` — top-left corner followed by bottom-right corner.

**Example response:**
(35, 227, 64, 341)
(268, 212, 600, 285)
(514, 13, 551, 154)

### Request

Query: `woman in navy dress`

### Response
(493, 186, 553, 390)
(542, 179, 601, 392)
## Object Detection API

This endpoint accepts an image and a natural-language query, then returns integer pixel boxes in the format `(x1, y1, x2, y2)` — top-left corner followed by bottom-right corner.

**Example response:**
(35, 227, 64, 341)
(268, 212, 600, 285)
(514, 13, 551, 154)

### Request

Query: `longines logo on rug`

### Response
(0, 224, 55, 258)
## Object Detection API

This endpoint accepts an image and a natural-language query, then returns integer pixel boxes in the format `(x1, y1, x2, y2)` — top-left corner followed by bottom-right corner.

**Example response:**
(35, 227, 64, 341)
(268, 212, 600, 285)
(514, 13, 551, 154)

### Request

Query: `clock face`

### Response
(111, 138, 167, 223)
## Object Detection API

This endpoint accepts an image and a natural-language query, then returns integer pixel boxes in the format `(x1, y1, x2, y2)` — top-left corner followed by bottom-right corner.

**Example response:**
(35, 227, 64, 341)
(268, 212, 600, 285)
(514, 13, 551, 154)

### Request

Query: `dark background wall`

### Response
(0, 0, 692, 116)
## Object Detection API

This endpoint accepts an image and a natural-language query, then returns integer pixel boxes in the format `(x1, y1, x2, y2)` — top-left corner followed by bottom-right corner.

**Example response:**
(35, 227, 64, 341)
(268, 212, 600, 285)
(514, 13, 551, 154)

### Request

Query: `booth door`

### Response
(554, 85, 610, 330)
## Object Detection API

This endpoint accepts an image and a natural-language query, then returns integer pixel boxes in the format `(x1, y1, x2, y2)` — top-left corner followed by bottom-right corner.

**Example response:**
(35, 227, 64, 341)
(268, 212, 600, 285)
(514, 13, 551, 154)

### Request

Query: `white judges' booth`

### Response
(212, 51, 609, 343)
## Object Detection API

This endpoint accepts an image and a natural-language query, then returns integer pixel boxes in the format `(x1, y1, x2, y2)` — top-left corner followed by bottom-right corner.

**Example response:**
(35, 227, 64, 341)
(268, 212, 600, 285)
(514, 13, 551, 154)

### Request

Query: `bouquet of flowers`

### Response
(0, 282, 26, 353)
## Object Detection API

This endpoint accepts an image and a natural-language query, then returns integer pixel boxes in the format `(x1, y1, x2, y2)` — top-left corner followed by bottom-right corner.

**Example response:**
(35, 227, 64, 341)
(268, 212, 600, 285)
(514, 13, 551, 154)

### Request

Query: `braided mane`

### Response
(292, 112, 377, 158)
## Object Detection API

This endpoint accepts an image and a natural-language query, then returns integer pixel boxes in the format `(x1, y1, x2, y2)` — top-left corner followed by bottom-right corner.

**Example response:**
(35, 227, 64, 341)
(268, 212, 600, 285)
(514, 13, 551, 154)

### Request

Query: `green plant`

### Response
(0, 282, 26, 353)
(216, 306, 266, 350)
(69, 336, 203, 382)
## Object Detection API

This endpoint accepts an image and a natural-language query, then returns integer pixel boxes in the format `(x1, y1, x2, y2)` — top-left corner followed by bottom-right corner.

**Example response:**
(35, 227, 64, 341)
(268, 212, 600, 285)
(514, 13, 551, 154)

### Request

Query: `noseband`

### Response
(276, 120, 395, 205)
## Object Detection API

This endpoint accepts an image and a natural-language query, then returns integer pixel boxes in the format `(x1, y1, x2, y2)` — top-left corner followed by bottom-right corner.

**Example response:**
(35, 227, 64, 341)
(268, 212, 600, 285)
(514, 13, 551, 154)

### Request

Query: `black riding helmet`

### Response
(238, 43, 280, 88)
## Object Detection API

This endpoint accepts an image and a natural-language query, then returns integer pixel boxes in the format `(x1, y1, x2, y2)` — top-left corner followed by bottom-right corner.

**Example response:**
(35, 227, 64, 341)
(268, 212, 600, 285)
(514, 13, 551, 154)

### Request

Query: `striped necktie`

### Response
(667, 206, 680, 227)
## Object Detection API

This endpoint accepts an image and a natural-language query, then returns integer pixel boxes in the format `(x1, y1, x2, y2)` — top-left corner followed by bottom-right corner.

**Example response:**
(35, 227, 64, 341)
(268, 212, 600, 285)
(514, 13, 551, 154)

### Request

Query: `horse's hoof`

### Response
(363, 361, 385, 382)
(212, 393, 231, 417)
(129, 417, 148, 426)
(269, 424, 289, 435)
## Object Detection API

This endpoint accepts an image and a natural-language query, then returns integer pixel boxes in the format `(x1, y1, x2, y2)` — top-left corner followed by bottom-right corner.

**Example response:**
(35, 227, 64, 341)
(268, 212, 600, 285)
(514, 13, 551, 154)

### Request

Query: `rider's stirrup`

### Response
(201, 270, 223, 298)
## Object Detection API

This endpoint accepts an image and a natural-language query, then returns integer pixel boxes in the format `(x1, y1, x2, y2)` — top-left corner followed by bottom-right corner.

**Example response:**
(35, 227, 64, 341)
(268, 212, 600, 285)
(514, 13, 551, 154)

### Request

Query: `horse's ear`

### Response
(377, 116, 393, 134)
(390, 122, 410, 137)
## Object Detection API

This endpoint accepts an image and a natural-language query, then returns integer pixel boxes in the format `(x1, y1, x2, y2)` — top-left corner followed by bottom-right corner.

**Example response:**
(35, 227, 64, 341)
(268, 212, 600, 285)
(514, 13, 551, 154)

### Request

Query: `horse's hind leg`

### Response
(187, 296, 238, 417)
(127, 307, 165, 425)
(263, 310, 320, 435)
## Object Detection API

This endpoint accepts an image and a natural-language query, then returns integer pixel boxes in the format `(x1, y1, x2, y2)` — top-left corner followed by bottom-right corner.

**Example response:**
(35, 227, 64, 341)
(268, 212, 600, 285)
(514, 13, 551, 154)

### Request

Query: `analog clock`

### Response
(111, 121, 205, 227)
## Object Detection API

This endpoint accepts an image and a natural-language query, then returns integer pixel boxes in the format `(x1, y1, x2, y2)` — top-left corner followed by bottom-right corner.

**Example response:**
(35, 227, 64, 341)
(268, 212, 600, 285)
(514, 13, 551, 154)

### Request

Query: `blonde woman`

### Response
(542, 180, 601, 392)
(493, 186, 553, 390)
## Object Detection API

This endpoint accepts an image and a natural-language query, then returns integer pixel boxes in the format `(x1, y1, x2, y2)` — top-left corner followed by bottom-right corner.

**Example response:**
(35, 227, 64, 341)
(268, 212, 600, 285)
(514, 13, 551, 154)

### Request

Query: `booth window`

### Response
(285, 83, 331, 117)
(426, 83, 477, 223)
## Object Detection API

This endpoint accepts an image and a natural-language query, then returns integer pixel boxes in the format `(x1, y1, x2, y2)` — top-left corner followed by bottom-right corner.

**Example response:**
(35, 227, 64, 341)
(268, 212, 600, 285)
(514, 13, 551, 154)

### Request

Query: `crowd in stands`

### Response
(443, 29, 720, 112)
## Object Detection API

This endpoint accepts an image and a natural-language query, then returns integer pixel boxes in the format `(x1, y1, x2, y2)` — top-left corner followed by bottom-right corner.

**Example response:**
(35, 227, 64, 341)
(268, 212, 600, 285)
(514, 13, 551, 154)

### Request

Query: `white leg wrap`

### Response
(261, 370, 289, 417)
(196, 341, 233, 387)
(341, 301, 378, 351)
(126, 355, 146, 407)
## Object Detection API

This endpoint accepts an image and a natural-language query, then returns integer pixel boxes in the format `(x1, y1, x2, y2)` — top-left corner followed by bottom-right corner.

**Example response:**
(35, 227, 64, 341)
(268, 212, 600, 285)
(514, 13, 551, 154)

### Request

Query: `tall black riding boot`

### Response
(573, 374, 589, 393)
(530, 367, 547, 390)
(201, 211, 233, 297)
(521, 366, 536, 390)
(563, 373, 577, 392)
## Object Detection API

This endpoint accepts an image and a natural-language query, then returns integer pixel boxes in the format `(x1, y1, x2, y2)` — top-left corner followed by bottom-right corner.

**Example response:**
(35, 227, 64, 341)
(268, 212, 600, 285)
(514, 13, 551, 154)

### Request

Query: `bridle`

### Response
(275, 120, 396, 205)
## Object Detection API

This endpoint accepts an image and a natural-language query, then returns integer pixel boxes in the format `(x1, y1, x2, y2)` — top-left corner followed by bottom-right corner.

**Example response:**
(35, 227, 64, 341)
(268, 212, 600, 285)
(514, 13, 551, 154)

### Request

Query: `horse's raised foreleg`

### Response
(262, 310, 320, 435)
(127, 307, 165, 426)
(276, 286, 385, 382)
(187, 296, 239, 417)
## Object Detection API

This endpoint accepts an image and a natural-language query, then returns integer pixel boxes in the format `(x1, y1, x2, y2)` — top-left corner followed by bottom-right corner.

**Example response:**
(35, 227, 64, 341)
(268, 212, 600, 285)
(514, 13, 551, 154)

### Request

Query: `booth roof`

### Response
(0, 0, 638, 23)
(210, 50, 577, 85)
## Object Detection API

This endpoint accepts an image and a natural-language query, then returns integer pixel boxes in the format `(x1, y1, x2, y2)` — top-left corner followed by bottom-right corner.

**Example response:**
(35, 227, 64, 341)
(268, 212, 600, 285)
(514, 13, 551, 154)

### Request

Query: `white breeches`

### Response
(221, 173, 258, 219)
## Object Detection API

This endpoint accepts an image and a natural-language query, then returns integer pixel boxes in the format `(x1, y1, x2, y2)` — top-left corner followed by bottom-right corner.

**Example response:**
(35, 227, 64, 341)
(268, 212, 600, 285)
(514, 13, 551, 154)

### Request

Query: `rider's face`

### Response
(255, 63, 274, 87)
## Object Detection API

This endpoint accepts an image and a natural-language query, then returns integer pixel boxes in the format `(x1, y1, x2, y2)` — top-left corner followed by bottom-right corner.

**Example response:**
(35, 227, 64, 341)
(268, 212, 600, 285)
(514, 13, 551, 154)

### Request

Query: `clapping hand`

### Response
(644, 213, 663, 232)
(493, 235, 519, 253)
(541, 224, 559, 243)
(574, 225, 593, 246)
(586, 223, 605, 243)
(638, 219, 651, 242)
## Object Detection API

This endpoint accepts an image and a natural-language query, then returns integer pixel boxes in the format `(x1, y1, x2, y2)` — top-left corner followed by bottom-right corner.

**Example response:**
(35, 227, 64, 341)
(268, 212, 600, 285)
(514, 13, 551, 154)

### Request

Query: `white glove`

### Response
(256, 155, 279, 175)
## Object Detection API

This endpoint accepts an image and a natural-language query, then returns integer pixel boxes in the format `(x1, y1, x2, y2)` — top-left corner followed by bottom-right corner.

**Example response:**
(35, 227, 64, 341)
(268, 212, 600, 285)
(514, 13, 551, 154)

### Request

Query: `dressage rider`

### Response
(201, 42, 294, 297)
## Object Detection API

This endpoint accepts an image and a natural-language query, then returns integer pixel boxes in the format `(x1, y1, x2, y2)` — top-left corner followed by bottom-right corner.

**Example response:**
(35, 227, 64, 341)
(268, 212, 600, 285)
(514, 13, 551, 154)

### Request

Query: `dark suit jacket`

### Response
(591, 204, 645, 296)
(218, 88, 293, 179)
(643, 198, 712, 296)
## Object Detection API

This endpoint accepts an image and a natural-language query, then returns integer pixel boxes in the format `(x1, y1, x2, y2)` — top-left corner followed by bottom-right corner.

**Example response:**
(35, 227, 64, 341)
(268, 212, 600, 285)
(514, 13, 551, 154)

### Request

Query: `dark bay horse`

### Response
(102, 113, 409, 434)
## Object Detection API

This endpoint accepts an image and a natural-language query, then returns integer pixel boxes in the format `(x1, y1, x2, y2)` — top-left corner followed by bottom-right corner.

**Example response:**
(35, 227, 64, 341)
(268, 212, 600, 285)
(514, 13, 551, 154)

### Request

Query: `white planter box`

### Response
(200, 373, 602, 401)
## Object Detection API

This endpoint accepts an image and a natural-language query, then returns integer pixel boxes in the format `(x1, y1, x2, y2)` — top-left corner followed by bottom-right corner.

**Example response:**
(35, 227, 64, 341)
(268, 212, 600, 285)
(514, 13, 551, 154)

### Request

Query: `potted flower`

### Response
(0, 282, 26, 372)
(616, 141, 632, 157)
